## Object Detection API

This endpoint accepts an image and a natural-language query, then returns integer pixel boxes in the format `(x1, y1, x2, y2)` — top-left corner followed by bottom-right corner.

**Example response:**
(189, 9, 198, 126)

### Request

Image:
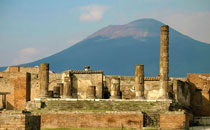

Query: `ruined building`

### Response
(0, 25, 210, 130)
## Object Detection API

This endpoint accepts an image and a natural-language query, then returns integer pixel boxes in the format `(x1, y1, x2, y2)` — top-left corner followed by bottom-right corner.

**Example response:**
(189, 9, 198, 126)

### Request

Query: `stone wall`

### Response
(144, 80, 161, 100)
(49, 73, 62, 91)
(0, 72, 30, 110)
(160, 112, 189, 130)
(41, 112, 143, 129)
(3, 66, 62, 101)
(104, 75, 135, 99)
(173, 80, 191, 107)
(187, 74, 210, 116)
(70, 72, 103, 99)
(105, 75, 176, 100)
(0, 111, 40, 130)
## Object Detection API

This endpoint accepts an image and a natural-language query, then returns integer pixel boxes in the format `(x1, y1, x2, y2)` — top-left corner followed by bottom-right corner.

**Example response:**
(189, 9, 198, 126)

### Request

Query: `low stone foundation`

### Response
(40, 111, 189, 130)
(0, 110, 40, 130)
(41, 112, 143, 129)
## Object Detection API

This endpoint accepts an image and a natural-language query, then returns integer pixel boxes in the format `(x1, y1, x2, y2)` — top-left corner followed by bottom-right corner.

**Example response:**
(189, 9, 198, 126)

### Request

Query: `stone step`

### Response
(39, 100, 170, 113)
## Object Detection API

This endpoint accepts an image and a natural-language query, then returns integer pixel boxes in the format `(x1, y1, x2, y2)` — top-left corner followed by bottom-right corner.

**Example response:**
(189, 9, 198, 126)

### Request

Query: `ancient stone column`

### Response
(159, 25, 169, 99)
(110, 78, 120, 99)
(63, 77, 72, 98)
(39, 63, 49, 97)
(135, 64, 145, 99)
(86, 86, 96, 99)
(57, 83, 64, 98)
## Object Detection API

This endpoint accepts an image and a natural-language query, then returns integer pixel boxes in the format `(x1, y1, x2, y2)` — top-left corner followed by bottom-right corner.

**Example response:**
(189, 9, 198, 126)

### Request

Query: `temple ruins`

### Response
(0, 25, 210, 130)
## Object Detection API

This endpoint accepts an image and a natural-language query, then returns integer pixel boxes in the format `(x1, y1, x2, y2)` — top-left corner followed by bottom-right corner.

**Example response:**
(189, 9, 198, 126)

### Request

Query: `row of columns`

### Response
(39, 64, 96, 99)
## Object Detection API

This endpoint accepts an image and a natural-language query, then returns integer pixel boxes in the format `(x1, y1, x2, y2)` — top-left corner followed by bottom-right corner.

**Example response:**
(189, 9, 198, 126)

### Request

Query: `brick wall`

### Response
(0, 72, 30, 110)
(160, 112, 189, 130)
(0, 111, 40, 130)
(41, 112, 143, 129)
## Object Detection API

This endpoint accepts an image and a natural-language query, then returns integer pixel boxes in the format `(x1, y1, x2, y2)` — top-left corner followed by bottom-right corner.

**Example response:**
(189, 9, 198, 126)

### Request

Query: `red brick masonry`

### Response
(0, 111, 40, 130)
(160, 113, 189, 130)
(41, 112, 143, 129)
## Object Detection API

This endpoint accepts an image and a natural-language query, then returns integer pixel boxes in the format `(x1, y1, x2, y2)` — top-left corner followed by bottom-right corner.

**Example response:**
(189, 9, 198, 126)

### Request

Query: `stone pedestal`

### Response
(39, 63, 49, 98)
(110, 78, 120, 99)
(63, 77, 72, 98)
(159, 25, 169, 99)
(135, 64, 145, 99)
(86, 86, 96, 99)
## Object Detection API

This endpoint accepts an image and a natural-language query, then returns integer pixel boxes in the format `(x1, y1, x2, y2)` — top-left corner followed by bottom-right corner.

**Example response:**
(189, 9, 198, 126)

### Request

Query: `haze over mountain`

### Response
(1, 18, 210, 77)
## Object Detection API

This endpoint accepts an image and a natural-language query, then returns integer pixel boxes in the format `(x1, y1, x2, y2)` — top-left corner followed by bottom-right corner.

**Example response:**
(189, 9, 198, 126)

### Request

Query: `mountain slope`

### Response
(1, 18, 210, 77)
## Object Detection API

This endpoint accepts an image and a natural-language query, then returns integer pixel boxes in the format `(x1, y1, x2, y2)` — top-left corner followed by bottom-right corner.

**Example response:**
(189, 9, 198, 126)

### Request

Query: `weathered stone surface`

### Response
(57, 83, 63, 98)
(39, 63, 49, 97)
(110, 78, 121, 99)
(187, 74, 210, 116)
(135, 64, 144, 99)
(160, 112, 189, 130)
(67, 71, 103, 99)
(53, 86, 60, 98)
(63, 77, 72, 98)
(105, 75, 177, 100)
(0, 72, 30, 110)
(172, 80, 191, 107)
(86, 86, 96, 99)
(39, 100, 171, 113)
(41, 112, 143, 129)
(0, 111, 40, 130)
(159, 25, 169, 99)
(104, 75, 135, 99)
(5, 66, 39, 74)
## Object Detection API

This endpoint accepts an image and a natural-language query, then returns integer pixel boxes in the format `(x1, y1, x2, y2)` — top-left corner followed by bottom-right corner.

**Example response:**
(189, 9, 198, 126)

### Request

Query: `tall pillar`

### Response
(135, 64, 145, 99)
(39, 63, 49, 97)
(86, 86, 96, 99)
(63, 77, 72, 98)
(159, 25, 169, 99)
(110, 78, 120, 99)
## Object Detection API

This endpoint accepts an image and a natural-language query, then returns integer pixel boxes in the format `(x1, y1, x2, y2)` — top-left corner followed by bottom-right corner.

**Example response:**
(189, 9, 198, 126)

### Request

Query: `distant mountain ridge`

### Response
(1, 18, 210, 77)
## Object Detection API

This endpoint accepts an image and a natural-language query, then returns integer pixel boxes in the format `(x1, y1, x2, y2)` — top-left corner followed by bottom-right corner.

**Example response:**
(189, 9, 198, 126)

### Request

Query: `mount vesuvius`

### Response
(1, 19, 210, 77)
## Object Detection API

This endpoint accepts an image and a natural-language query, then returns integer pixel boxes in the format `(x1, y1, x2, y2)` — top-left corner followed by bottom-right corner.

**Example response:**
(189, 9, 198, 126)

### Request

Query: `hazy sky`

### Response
(1, 0, 210, 67)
